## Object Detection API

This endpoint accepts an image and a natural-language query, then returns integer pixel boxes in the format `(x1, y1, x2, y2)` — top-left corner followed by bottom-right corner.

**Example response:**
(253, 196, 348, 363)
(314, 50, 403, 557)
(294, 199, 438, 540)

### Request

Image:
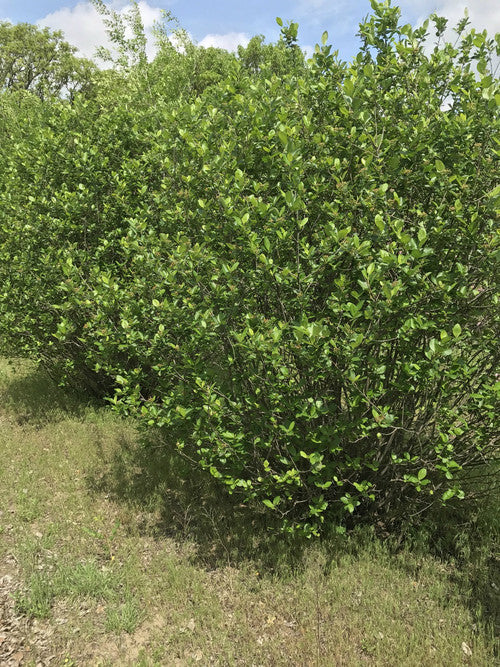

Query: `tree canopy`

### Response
(0, 21, 96, 100)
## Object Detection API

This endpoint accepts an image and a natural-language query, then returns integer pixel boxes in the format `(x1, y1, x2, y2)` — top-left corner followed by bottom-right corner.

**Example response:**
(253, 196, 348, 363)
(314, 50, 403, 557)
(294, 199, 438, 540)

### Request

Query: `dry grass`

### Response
(0, 357, 497, 666)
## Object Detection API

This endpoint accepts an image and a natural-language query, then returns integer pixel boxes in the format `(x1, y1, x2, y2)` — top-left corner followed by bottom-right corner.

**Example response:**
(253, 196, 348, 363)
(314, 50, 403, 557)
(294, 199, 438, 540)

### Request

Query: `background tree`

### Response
(0, 21, 96, 100)
(237, 25, 306, 76)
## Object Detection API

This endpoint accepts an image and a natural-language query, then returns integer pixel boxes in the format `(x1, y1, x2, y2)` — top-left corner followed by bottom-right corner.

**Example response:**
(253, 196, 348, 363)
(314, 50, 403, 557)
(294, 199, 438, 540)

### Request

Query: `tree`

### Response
(0, 21, 96, 100)
(237, 30, 306, 75)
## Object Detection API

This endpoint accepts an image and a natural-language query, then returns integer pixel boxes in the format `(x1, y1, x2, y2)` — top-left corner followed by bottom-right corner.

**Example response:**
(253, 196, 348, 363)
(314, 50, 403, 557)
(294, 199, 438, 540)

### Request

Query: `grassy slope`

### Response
(0, 358, 497, 666)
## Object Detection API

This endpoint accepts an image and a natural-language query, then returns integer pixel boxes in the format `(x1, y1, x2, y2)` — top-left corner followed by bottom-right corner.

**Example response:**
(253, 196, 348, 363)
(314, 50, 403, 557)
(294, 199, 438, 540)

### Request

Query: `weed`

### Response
(55, 561, 116, 599)
(105, 594, 143, 634)
(82, 515, 122, 562)
(14, 572, 54, 618)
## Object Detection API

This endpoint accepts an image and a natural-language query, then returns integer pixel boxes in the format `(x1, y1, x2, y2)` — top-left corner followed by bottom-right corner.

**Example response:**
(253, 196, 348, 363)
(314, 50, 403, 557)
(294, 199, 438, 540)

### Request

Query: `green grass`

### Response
(105, 594, 144, 634)
(0, 357, 497, 665)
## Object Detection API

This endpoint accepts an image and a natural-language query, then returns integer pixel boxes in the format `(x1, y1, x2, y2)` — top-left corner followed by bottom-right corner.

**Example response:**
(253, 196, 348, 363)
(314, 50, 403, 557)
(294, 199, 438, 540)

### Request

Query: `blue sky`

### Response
(0, 1, 498, 63)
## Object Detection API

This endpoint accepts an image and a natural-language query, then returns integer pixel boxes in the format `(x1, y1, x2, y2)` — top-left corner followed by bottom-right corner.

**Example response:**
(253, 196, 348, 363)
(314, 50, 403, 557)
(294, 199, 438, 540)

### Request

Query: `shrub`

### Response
(0, 2, 498, 535)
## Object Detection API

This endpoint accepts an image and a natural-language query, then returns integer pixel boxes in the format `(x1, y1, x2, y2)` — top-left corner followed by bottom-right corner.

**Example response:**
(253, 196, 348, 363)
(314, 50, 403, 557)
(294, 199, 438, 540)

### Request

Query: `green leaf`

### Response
(321, 31, 328, 45)
(417, 468, 427, 481)
(276, 17, 283, 27)
(452, 324, 462, 338)
(351, 332, 364, 348)
(374, 214, 384, 232)
(487, 184, 500, 200)
(435, 159, 446, 173)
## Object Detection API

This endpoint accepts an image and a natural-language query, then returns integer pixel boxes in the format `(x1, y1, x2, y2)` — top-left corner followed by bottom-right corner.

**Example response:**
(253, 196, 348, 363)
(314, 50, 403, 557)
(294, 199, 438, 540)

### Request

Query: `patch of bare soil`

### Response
(0, 569, 29, 666)
(0, 562, 56, 666)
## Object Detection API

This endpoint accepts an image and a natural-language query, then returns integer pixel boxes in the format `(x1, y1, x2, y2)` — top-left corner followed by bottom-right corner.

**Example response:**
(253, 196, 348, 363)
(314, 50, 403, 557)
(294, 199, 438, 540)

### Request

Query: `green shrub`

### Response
(0, 2, 498, 536)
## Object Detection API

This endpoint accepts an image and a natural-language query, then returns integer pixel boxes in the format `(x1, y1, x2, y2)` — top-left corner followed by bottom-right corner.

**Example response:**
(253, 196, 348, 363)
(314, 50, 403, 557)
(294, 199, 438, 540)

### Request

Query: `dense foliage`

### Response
(0, 1, 498, 536)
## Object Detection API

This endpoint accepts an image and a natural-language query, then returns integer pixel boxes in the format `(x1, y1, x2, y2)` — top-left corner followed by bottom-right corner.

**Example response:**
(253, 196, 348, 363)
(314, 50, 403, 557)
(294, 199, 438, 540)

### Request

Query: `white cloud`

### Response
(413, 0, 500, 36)
(199, 32, 249, 52)
(37, 2, 108, 59)
(37, 1, 163, 62)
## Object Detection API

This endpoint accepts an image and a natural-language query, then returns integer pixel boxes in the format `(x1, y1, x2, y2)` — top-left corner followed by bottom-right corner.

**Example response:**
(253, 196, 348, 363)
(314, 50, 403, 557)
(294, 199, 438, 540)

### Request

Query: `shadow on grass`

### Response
(85, 430, 308, 574)
(399, 503, 500, 640)
(0, 358, 98, 426)
(85, 428, 499, 642)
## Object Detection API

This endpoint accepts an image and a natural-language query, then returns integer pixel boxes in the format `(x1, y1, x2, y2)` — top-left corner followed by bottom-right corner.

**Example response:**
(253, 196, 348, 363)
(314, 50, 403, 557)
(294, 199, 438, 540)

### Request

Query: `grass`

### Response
(0, 357, 497, 665)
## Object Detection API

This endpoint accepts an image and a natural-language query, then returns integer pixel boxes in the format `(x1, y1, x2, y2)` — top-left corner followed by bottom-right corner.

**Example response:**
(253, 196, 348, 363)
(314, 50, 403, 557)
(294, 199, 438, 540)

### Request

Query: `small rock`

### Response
(461, 641, 472, 656)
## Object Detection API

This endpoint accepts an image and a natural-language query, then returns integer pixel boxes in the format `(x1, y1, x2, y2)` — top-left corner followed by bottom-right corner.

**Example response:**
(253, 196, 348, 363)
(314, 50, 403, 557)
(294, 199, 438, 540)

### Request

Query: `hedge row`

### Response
(1, 2, 498, 535)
